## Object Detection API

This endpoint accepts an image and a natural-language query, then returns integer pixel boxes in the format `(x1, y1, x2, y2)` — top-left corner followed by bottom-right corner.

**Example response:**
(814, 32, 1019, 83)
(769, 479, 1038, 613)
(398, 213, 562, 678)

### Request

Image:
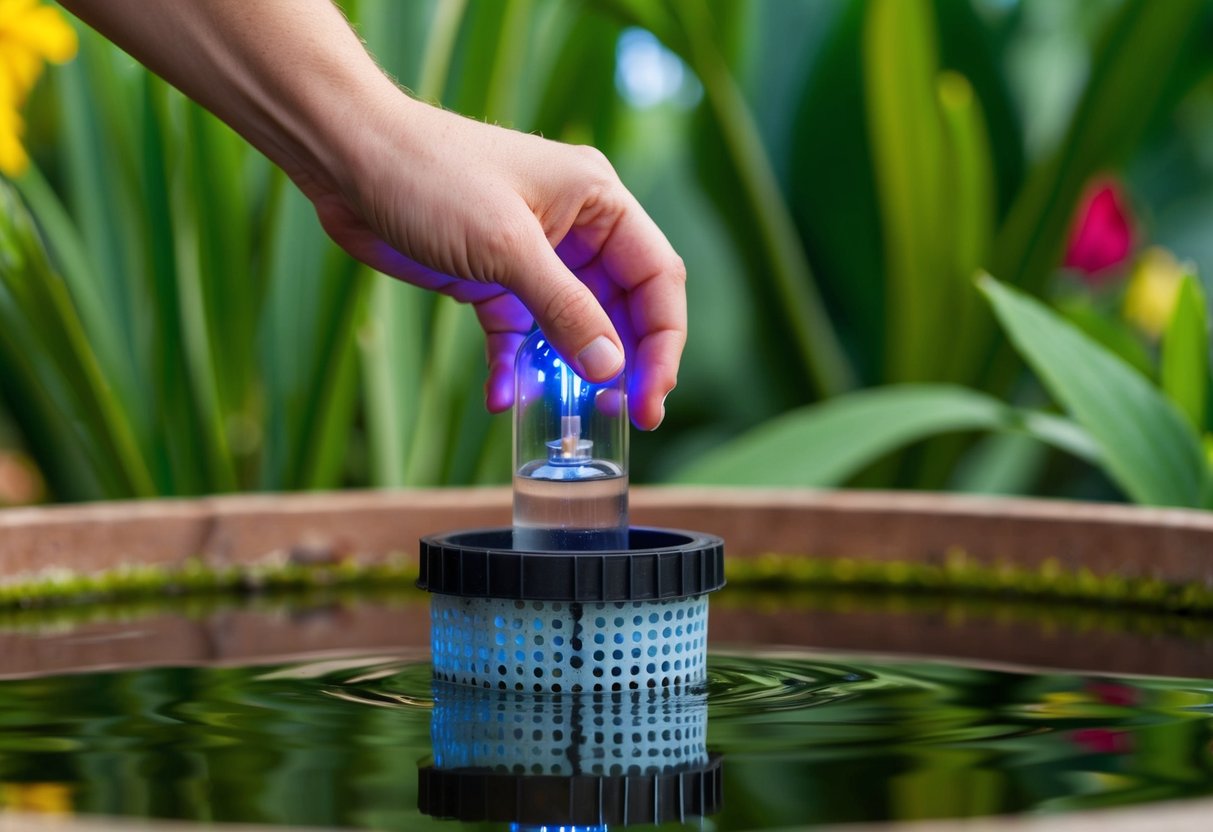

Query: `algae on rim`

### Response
(4, 549, 1213, 616)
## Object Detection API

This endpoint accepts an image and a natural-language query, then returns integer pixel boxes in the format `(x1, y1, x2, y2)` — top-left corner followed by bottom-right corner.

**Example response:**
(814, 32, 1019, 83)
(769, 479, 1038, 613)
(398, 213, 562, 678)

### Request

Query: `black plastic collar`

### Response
(417, 527, 725, 602)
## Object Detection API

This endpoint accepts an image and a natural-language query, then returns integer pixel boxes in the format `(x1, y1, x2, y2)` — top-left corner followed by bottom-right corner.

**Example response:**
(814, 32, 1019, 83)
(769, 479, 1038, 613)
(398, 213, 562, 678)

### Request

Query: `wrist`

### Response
(282, 67, 412, 202)
(322, 84, 447, 214)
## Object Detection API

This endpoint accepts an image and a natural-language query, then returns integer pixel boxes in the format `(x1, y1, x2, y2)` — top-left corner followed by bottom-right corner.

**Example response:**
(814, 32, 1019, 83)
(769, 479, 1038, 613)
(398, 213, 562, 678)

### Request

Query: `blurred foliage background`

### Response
(4, 0, 1213, 505)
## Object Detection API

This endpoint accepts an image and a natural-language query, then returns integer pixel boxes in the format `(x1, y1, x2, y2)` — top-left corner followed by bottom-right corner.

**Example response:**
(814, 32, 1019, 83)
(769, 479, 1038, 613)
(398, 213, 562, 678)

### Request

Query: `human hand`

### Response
(57, 0, 684, 430)
(308, 98, 686, 431)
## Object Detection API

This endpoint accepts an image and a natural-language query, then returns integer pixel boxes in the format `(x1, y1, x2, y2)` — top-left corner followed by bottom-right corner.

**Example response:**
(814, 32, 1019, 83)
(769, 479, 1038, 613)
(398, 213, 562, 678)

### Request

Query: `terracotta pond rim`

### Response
(2, 486, 1213, 584)
(0, 487, 1211, 682)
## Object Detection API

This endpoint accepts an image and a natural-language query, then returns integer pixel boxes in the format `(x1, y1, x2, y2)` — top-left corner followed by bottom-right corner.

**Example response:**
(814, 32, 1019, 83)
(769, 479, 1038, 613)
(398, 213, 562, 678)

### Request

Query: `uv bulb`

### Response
(512, 330, 628, 551)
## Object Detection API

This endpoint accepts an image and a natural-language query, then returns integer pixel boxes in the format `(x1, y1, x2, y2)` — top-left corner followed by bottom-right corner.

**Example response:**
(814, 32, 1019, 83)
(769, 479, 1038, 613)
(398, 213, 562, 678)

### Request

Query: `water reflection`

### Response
(420, 682, 721, 826)
(0, 651, 1209, 828)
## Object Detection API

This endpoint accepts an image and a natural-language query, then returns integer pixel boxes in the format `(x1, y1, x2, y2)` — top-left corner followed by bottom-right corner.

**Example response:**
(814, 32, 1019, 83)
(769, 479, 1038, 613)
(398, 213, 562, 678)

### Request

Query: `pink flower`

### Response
(1071, 727, 1133, 755)
(1063, 179, 1134, 282)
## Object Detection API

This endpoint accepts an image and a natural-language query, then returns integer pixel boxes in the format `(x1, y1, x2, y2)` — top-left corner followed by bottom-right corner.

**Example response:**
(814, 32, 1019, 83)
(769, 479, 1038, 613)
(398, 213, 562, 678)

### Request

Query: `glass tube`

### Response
(512, 330, 628, 551)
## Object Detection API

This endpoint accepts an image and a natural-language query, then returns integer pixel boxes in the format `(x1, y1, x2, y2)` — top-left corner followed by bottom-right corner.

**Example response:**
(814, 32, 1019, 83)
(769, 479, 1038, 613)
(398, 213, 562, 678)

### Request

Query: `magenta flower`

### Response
(1071, 727, 1133, 755)
(1063, 180, 1134, 282)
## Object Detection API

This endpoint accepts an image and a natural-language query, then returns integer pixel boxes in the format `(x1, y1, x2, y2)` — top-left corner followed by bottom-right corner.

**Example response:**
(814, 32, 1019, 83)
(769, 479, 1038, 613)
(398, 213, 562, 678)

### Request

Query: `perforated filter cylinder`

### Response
(417, 527, 725, 694)
(431, 595, 709, 692)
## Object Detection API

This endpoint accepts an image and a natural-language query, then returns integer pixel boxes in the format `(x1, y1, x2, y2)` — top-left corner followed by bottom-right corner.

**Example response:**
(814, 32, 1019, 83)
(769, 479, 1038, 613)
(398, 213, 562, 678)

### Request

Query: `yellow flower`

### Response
(0, 781, 73, 814)
(0, 0, 78, 176)
(1123, 246, 1187, 339)
(0, 101, 26, 174)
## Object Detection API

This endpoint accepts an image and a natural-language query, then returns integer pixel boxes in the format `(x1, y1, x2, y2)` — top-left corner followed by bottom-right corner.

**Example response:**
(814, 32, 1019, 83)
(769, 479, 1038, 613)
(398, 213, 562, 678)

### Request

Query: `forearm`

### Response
(58, 0, 403, 198)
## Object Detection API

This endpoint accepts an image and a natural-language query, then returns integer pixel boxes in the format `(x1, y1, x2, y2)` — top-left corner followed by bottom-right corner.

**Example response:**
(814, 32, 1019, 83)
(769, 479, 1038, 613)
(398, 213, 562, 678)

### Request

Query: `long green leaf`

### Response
(358, 280, 427, 487)
(56, 29, 153, 450)
(863, 0, 945, 383)
(932, 0, 1024, 218)
(1161, 272, 1208, 433)
(258, 188, 364, 490)
(671, 384, 1096, 487)
(401, 298, 482, 485)
(677, 0, 854, 396)
(936, 71, 994, 382)
(139, 77, 228, 494)
(980, 275, 1207, 507)
(14, 164, 129, 401)
(786, 0, 885, 382)
(0, 181, 155, 499)
(907, 70, 999, 488)
(1058, 298, 1155, 380)
(185, 102, 258, 420)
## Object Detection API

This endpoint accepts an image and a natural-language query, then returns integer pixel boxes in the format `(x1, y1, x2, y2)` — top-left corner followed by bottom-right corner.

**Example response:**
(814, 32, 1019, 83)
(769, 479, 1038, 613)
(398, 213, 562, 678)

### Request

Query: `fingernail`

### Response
(577, 336, 623, 380)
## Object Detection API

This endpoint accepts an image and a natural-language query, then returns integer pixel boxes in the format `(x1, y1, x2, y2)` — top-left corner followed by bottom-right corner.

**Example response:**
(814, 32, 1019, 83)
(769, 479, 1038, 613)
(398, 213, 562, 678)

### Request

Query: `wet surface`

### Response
(0, 627, 1211, 830)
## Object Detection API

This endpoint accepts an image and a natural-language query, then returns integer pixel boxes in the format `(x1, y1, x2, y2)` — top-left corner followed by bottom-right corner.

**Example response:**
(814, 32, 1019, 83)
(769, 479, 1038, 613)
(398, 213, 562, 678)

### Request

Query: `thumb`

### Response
(503, 233, 625, 383)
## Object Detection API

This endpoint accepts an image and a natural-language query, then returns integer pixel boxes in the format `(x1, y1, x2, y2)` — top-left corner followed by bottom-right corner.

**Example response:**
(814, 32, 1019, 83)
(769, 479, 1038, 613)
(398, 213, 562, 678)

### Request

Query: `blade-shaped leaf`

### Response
(1161, 271, 1208, 432)
(1058, 298, 1155, 380)
(980, 275, 1207, 507)
(671, 384, 1095, 487)
(257, 187, 364, 490)
(139, 77, 229, 494)
(0, 181, 155, 499)
(863, 0, 945, 383)
(936, 71, 994, 384)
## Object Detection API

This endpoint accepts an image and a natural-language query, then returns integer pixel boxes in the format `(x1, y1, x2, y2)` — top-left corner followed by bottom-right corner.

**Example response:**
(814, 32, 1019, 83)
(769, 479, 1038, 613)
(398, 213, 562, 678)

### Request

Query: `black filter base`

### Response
(418, 755, 724, 826)
(417, 526, 725, 603)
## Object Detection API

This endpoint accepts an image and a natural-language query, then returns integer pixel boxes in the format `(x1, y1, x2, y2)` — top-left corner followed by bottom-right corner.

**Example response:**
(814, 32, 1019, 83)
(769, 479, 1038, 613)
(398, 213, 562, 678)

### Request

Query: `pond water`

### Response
(0, 632, 1211, 829)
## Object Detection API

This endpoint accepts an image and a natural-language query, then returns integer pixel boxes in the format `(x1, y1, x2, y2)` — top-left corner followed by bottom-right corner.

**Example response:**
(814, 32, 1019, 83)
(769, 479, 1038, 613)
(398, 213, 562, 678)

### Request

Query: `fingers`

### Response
(629, 328, 683, 431)
(473, 291, 532, 412)
(499, 222, 625, 385)
(579, 192, 687, 430)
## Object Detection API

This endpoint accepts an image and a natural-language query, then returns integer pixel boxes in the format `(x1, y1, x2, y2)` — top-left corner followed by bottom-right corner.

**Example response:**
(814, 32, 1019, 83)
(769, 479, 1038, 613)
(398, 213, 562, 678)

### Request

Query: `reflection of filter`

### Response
(419, 683, 722, 826)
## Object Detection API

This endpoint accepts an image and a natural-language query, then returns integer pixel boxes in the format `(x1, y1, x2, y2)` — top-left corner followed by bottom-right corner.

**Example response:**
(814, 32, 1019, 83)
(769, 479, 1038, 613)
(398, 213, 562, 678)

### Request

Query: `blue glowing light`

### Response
(522, 334, 610, 416)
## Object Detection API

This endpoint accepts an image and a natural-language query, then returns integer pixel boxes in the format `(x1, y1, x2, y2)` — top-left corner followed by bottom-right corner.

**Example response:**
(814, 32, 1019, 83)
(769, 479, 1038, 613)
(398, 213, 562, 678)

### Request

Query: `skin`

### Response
(58, 0, 686, 430)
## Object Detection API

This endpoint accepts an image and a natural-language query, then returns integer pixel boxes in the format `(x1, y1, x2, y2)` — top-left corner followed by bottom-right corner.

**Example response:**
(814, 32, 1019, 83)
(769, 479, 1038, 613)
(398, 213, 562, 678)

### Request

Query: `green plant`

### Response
(1, 2, 627, 499)
(672, 383, 1095, 488)
(679, 274, 1213, 510)
(4, 0, 1213, 501)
